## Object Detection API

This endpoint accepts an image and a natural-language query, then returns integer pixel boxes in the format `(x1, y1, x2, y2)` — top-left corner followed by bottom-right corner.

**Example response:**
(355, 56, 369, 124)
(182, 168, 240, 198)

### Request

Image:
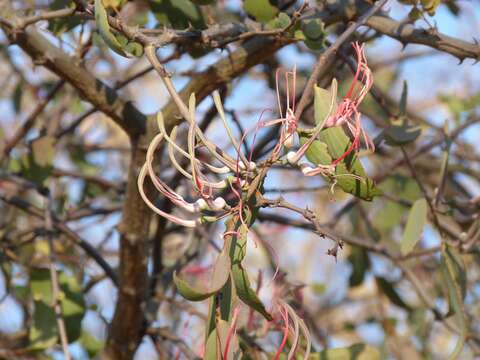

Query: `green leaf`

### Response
(94, 0, 129, 57)
(174, 248, 231, 301)
(400, 198, 427, 255)
(300, 137, 332, 166)
(244, 0, 278, 23)
(348, 246, 370, 287)
(80, 331, 104, 358)
(31, 268, 53, 303)
(216, 319, 242, 360)
(301, 19, 325, 41)
(230, 224, 272, 320)
(30, 269, 85, 343)
(20, 136, 55, 185)
(399, 81, 408, 117)
(47, 0, 81, 34)
(152, 0, 205, 29)
(376, 277, 412, 311)
(311, 283, 326, 295)
(191, 0, 215, 4)
(384, 123, 421, 146)
(29, 300, 58, 350)
(308, 343, 381, 359)
(32, 136, 55, 167)
(266, 12, 290, 30)
(60, 272, 86, 342)
(408, 7, 422, 21)
(441, 244, 467, 359)
(12, 80, 24, 113)
(308, 127, 382, 201)
(314, 81, 337, 126)
(204, 329, 219, 360)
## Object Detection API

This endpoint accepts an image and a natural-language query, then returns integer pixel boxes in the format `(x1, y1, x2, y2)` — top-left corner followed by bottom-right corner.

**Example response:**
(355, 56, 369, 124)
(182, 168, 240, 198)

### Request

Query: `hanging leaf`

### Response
(173, 248, 231, 301)
(384, 122, 421, 146)
(400, 198, 427, 255)
(348, 246, 370, 287)
(376, 277, 412, 311)
(95, 0, 129, 57)
(244, 0, 278, 23)
(230, 223, 272, 320)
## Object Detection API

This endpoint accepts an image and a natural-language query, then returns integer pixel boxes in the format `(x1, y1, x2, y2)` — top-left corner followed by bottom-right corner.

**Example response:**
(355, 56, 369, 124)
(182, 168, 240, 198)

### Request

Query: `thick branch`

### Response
(1, 24, 147, 138)
(366, 15, 480, 61)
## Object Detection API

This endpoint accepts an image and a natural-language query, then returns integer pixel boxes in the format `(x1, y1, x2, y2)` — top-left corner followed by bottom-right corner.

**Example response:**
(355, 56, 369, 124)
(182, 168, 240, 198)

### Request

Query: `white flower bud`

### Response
(194, 198, 208, 211)
(213, 197, 226, 210)
(286, 151, 298, 165)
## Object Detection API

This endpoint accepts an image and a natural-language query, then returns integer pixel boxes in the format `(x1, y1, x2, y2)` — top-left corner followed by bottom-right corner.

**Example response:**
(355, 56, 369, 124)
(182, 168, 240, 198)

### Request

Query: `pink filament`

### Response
(273, 306, 290, 360)
(325, 42, 374, 165)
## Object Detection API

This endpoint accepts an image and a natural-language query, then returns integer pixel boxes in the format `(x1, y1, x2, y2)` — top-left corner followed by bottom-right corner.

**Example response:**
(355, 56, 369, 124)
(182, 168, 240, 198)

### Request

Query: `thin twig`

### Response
(44, 192, 72, 360)
(294, 0, 390, 121)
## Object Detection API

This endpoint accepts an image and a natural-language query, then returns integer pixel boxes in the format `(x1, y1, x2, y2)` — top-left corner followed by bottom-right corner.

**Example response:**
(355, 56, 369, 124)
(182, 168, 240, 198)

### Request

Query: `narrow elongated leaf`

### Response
(376, 277, 412, 311)
(230, 224, 272, 320)
(384, 123, 421, 146)
(400, 198, 427, 255)
(95, 0, 129, 57)
(174, 248, 231, 301)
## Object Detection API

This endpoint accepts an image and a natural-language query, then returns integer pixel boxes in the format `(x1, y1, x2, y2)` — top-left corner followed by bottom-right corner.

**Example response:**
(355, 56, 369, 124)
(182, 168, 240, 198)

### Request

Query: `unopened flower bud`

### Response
(212, 197, 226, 210)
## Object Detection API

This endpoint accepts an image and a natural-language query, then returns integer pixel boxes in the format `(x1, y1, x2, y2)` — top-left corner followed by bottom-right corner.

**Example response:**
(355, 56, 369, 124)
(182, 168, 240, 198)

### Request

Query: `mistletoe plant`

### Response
(138, 43, 381, 358)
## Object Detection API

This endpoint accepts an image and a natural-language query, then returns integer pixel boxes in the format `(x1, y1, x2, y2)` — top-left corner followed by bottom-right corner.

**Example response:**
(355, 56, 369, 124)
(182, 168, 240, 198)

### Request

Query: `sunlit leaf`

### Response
(80, 331, 104, 358)
(230, 223, 272, 320)
(314, 81, 337, 126)
(400, 198, 427, 255)
(244, 0, 278, 23)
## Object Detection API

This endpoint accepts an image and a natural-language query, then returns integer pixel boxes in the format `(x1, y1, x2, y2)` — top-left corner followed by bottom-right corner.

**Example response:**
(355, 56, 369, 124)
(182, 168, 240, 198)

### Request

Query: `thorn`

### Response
(457, 57, 464, 65)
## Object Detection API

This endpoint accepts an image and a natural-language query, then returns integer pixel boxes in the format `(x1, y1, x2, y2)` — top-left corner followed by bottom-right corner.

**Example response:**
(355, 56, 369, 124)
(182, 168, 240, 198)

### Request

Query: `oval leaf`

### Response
(400, 198, 427, 255)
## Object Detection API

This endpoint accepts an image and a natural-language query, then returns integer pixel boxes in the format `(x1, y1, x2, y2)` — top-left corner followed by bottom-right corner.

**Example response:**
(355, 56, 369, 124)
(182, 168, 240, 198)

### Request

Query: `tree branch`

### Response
(1, 24, 147, 138)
